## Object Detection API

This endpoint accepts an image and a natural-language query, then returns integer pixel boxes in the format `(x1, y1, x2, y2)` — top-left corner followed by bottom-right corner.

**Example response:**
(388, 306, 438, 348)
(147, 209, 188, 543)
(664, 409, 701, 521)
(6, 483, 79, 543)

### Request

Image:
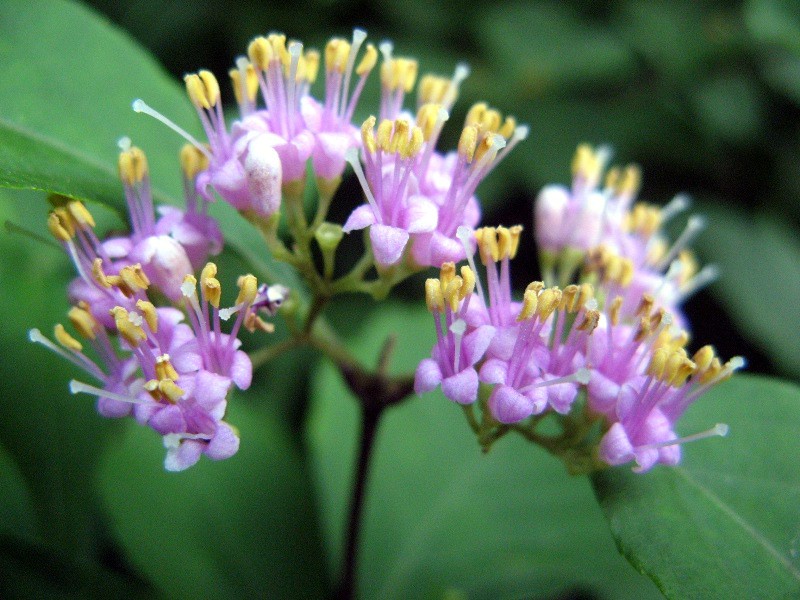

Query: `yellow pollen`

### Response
(118, 146, 149, 185)
(155, 354, 180, 381)
(634, 317, 651, 343)
(244, 312, 276, 334)
(67, 201, 95, 229)
(110, 306, 146, 346)
(609, 296, 623, 326)
(465, 103, 487, 128)
(418, 74, 449, 105)
(325, 38, 348, 73)
(578, 309, 600, 333)
(559, 284, 579, 312)
(135, 300, 158, 333)
(199, 70, 220, 106)
(54, 323, 82, 351)
(459, 266, 476, 299)
(236, 274, 258, 306)
(388, 119, 409, 155)
(571, 143, 602, 183)
(473, 135, 496, 164)
(699, 357, 723, 385)
(619, 164, 642, 196)
(416, 103, 441, 141)
(144, 379, 160, 400)
(267, 34, 290, 70)
(304, 50, 321, 84)
(604, 166, 620, 191)
(118, 264, 150, 293)
(425, 278, 444, 312)
(68, 305, 97, 340)
(229, 62, 259, 105)
(203, 277, 222, 308)
(498, 116, 517, 139)
(636, 294, 655, 318)
(693, 345, 715, 372)
(458, 126, 478, 162)
(48, 212, 73, 242)
(444, 276, 463, 312)
(678, 250, 699, 283)
(647, 348, 668, 379)
(517, 289, 539, 321)
(439, 262, 456, 289)
(577, 283, 594, 310)
(200, 262, 217, 283)
(376, 119, 394, 152)
(360, 116, 377, 153)
(248, 36, 273, 70)
(403, 127, 424, 159)
(536, 288, 562, 321)
(526, 281, 545, 295)
(356, 44, 378, 76)
(158, 379, 185, 403)
(184, 72, 218, 110)
(475, 227, 499, 265)
(180, 144, 210, 180)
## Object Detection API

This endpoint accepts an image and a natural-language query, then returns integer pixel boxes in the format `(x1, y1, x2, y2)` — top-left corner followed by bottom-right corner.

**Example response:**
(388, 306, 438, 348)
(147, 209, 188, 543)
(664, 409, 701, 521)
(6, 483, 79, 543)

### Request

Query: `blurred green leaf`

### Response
(307, 303, 660, 599)
(0, 441, 38, 541)
(592, 375, 800, 599)
(745, 0, 800, 54)
(694, 202, 800, 377)
(99, 401, 328, 598)
(691, 75, 765, 144)
(0, 0, 199, 208)
(483, 3, 635, 96)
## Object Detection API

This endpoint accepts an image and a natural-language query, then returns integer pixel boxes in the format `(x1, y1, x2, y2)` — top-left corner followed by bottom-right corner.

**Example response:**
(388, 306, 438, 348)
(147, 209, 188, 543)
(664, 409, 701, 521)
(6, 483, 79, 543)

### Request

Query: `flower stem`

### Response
(336, 401, 382, 600)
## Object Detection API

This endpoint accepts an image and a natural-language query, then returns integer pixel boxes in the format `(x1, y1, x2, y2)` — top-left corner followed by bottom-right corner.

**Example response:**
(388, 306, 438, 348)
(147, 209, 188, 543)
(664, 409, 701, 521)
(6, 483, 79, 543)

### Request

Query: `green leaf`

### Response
(592, 375, 800, 599)
(99, 401, 328, 599)
(306, 303, 661, 599)
(0, 0, 199, 208)
(694, 201, 800, 377)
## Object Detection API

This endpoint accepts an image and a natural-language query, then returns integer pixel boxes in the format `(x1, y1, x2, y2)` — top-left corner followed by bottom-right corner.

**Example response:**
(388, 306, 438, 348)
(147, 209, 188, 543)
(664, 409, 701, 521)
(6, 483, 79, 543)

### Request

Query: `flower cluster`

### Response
(415, 146, 744, 473)
(135, 29, 527, 273)
(31, 145, 286, 471)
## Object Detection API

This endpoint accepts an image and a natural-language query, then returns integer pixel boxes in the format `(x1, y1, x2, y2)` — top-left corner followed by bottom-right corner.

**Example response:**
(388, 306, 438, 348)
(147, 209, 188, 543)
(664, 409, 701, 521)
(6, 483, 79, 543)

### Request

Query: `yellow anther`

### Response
(648, 308, 667, 330)
(179, 144, 210, 180)
(136, 300, 158, 333)
(465, 103, 487, 128)
(536, 288, 562, 321)
(699, 357, 723, 385)
(480, 109, 501, 133)
(418, 74, 448, 104)
(577, 283, 594, 310)
(559, 285, 579, 312)
(609, 296, 623, 326)
(155, 354, 180, 381)
(198, 70, 220, 106)
(158, 379, 185, 403)
(184, 72, 217, 110)
(67, 201, 95, 229)
(360, 116, 377, 153)
(236, 274, 258, 306)
(458, 126, 477, 162)
(200, 262, 217, 283)
(68, 305, 97, 340)
(110, 306, 146, 346)
(444, 276, 463, 312)
(634, 317, 651, 343)
(389, 119, 409, 155)
(183, 274, 198, 292)
(619, 164, 642, 196)
(671, 357, 696, 387)
(118, 146, 149, 185)
(267, 34, 289, 69)
(498, 116, 517, 140)
(304, 50, 320, 83)
(416, 103, 441, 141)
(229, 62, 259, 105)
(496, 227, 512, 260)
(425, 278, 444, 312)
(647, 348, 668, 379)
(635, 294, 655, 318)
(144, 379, 160, 400)
(248, 36, 273, 70)
(403, 126, 424, 160)
(517, 289, 539, 321)
(244, 312, 276, 334)
(578, 309, 600, 333)
(678, 250, 699, 283)
(475, 227, 499, 265)
(571, 143, 602, 183)
(91, 258, 112, 288)
(646, 238, 668, 265)
(629, 203, 661, 236)
(325, 38, 349, 73)
(48, 211, 73, 242)
(439, 262, 456, 289)
(693, 345, 715, 373)
(54, 323, 82, 352)
(507, 225, 523, 259)
(383, 57, 417, 92)
(604, 166, 620, 191)
(119, 264, 150, 293)
(459, 266, 475, 299)
(619, 258, 634, 287)
(376, 119, 394, 152)
(356, 44, 377, 76)
(664, 349, 689, 386)
(203, 277, 221, 308)
(526, 281, 545, 295)
(473, 135, 496, 164)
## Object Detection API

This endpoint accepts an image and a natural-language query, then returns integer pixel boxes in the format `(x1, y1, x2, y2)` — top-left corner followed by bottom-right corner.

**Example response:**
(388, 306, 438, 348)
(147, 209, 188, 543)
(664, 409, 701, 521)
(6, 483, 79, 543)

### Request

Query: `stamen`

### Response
(457, 225, 486, 304)
(132, 99, 212, 160)
(450, 318, 466, 372)
(69, 380, 143, 404)
(656, 215, 706, 270)
(345, 147, 380, 215)
(637, 423, 729, 451)
(660, 193, 690, 223)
